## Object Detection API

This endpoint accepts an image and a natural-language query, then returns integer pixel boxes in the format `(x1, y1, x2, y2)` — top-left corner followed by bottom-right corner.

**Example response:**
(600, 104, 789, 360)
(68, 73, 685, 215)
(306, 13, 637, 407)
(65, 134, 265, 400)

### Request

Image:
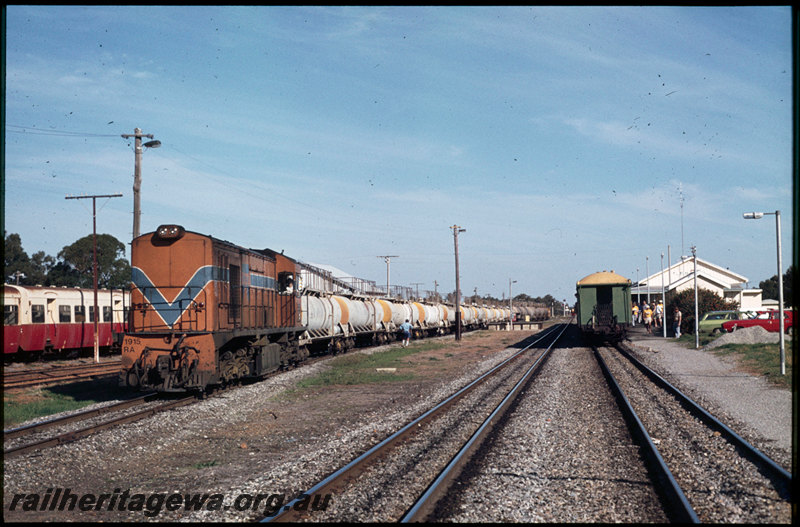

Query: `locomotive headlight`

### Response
(155, 225, 186, 240)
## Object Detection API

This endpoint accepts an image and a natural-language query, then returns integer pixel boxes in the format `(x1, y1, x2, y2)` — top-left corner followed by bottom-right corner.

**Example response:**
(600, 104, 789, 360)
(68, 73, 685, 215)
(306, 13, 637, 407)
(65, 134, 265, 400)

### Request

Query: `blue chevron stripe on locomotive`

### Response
(131, 266, 223, 327)
(132, 265, 278, 327)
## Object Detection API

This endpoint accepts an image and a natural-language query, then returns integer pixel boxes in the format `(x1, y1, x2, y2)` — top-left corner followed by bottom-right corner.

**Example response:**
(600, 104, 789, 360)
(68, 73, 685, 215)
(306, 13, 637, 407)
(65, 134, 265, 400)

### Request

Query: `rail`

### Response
(261, 324, 566, 522)
(400, 322, 569, 522)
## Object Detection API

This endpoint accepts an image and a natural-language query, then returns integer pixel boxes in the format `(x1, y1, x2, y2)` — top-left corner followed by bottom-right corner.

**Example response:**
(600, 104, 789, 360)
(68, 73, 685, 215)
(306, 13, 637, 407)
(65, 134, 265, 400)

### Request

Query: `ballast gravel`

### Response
(440, 326, 667, 523)
(627, 324, 792, 468)
(3, 324, 791, 523)
(3, 330, 534, 522)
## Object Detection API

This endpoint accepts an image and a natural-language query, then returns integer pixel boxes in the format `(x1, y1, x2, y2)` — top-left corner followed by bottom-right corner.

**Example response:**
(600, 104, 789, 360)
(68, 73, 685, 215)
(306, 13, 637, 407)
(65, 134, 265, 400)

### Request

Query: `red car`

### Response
(721, 310, 793, 335)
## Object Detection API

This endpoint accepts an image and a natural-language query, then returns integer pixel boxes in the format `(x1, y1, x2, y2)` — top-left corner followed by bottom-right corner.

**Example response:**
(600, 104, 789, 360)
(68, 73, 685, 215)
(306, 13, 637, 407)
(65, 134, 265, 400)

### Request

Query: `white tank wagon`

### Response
(512, 305, 550, 323)
(296, 261, 485, 353)
(301, 292, 397, 352)
(408, 301, 448, 337)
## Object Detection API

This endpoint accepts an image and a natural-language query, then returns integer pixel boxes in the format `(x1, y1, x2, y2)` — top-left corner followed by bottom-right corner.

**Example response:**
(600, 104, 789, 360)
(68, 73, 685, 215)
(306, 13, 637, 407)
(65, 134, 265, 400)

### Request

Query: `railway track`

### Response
(594, 342, 791, 523)
(260, 323, 569, 522)
(3, 394, 194, 459)
(3, 360, 122, 389)
(260, 326, 790, 523)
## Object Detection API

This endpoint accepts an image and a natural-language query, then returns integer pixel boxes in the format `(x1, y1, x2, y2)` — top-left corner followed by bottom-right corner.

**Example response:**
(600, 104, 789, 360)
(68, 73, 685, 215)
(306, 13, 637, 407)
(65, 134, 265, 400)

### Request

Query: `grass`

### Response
(675, 334, 793, 389)
(3, 377, 131, 428)
(192, 460, 219, 469)
(295, 341, 449, 389)
(709, 342, 793, 389)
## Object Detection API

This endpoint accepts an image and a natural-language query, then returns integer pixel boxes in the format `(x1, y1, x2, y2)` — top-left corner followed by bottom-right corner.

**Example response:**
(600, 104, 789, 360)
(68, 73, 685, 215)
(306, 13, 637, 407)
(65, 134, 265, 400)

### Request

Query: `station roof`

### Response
(576, 270, 631, 286)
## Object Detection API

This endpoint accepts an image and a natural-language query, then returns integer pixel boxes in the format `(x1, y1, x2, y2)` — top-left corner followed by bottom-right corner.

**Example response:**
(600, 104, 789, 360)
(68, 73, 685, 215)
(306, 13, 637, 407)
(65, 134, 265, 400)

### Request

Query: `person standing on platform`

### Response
(655, 300, 663, 329)
(632, 303, 639, 326)
(643, 304, 653, 334)
(673, 306, 682, 338)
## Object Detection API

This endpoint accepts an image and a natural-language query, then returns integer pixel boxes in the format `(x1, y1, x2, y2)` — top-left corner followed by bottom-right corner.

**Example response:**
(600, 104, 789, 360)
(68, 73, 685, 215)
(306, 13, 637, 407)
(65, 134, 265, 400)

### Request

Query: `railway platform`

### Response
(624, 324, 792, 459)
(487, 321, 544, 331)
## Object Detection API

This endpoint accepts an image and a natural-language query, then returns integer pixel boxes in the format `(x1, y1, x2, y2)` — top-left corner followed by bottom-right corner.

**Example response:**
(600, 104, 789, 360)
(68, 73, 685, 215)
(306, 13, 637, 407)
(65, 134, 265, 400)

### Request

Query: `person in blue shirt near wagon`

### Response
(400, 319, 412, 347)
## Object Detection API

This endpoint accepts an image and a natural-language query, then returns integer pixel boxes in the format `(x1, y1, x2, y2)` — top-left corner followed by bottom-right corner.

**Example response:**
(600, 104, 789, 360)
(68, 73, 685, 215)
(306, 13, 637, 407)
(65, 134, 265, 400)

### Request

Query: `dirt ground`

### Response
(3, 327, 544, 522)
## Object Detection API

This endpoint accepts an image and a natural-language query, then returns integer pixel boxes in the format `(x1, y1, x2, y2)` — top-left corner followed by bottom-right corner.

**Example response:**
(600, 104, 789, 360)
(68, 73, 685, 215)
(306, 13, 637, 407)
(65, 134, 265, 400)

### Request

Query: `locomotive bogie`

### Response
(120, 333, 217, 391)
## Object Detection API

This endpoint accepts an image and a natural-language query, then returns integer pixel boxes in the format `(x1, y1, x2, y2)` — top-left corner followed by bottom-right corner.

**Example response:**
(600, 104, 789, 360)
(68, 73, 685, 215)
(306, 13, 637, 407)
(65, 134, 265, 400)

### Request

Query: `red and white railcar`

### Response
(3, 285, 129, 357)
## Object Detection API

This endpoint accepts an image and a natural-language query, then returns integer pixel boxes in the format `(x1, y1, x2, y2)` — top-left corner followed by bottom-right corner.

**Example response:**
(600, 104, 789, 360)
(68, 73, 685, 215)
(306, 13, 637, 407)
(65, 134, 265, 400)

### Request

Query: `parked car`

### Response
(721, 310, 793, 335)
(698, 310, 758, 334)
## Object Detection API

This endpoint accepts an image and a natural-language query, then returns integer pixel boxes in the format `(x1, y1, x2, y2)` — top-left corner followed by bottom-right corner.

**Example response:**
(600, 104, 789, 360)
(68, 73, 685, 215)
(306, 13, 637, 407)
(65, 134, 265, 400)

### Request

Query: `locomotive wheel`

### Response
(219, 351, 235, 382)
(220, 350, 249, 383)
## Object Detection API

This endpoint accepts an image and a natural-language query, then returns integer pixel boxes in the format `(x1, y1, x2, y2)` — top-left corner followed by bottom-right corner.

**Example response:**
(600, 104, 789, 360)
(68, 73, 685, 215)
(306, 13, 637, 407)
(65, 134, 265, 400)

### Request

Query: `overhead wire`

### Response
(6, 124, 119, 138)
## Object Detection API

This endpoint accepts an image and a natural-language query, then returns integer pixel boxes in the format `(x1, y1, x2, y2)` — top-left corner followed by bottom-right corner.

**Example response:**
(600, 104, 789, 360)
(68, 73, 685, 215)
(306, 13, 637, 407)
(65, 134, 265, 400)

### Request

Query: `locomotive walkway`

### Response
(624, 325, 792, 464)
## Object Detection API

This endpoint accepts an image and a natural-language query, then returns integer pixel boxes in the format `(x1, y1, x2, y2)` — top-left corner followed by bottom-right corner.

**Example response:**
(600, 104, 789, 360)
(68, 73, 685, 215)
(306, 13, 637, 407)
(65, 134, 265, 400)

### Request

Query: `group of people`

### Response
(632, 300, 682, 337)
(632, 300, 663, 334)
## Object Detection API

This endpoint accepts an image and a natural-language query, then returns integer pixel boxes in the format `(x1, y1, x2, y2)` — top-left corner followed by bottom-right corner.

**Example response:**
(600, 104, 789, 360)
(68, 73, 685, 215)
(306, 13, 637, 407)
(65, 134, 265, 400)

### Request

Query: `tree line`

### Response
(6, 229, 789, 320)
(4, 231, 131, 289)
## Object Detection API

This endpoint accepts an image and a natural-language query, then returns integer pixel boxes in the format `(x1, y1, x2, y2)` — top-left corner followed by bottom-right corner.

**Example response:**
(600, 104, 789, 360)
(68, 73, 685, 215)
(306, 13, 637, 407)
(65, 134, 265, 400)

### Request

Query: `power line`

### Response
(6, 124, 119, 138)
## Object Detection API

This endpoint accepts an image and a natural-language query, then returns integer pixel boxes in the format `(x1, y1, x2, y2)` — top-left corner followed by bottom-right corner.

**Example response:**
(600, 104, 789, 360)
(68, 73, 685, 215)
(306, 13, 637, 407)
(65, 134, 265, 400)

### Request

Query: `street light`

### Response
(121, 128, 160, 240)
(377, 255, 398, 297)
(743, 211, 785, 375)
(508, 279, 517, 331)
(451, 225, 466, 341)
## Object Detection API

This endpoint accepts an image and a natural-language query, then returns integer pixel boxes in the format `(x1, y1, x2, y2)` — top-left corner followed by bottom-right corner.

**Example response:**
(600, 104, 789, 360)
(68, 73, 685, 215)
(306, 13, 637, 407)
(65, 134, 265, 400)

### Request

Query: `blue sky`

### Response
(3, 6, 793, 303)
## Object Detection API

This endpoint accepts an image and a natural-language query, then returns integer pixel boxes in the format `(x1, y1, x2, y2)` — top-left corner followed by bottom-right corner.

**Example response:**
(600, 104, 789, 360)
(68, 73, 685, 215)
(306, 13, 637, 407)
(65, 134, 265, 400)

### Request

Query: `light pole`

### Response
(377, 255, 398, 297)
(121, 128, 160, 240)
(743, 211, 785, 375)
(661, 252, 666, 338)
(508, 279, 517, 331)
(692, 246, 699, 349)
(451, 225, 466, 341)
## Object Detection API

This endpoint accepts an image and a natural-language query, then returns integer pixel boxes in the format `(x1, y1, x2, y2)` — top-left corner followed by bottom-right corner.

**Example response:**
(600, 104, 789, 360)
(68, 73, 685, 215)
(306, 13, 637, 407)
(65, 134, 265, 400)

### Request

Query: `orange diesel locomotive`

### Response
(120, 225, 303, 392)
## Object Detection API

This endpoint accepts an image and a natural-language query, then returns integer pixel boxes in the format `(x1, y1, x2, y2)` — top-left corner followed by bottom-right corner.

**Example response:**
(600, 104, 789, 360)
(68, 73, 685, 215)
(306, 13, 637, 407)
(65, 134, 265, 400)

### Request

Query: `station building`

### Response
(631, 255, 763, 311)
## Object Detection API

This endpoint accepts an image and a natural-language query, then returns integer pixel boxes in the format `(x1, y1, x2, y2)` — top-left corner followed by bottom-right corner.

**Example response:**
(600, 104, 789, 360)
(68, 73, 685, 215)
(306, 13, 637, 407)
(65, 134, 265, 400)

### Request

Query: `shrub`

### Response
(664, 288, 739, 335)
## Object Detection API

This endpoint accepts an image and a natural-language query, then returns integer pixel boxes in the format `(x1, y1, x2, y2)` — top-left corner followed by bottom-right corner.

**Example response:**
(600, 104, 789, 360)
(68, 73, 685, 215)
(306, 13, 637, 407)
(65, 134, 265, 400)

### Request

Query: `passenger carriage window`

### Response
(103, 306, 112, 322)
(89, 306, 95, 323)
(4, 305, 18, 325)
(32, 304, 45, 323)
(74, 305, 86, 322)
(59, 305, 71, 323)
